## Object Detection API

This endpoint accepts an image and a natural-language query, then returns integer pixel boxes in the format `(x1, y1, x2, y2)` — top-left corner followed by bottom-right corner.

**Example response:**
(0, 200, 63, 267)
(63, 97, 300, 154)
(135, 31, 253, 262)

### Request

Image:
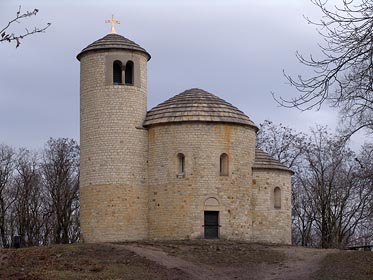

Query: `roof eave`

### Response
(143, 119, 258, 130)
(252, 166, 294, 175)
(76, 47, 151, 61)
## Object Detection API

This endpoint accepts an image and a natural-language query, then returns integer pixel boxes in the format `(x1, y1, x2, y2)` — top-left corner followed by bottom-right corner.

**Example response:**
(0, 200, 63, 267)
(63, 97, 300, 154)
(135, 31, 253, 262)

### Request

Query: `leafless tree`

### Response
(0, 5, 50, 48)
(349, 143, 373, 246)
(41, 138, 80, 244)
(275, 0, 373, 138)
(12, 149, 47, 247)
(257, 122, 373, 248)
(0, 145, 16, 247)
(256, 120, 306, 168)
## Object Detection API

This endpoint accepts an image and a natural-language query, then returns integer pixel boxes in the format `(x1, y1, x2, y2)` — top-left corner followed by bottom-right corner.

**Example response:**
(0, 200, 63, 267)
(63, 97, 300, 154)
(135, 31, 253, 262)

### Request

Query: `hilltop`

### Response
(0, 240, 372, 280)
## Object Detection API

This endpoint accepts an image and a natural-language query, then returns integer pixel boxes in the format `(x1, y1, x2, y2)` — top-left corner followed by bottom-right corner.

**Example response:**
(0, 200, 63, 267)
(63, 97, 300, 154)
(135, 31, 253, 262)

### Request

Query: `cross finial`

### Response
(105, 15, 120, 34)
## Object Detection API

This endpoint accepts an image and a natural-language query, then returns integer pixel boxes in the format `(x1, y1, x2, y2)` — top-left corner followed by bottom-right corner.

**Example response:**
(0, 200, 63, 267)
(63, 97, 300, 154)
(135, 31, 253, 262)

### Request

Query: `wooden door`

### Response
(204, 211, 219, 239)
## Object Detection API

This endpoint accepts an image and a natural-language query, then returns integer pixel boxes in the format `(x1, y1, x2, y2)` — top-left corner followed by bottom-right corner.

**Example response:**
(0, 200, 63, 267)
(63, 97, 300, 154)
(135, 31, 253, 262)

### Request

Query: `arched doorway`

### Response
(204, 197, 220, 239)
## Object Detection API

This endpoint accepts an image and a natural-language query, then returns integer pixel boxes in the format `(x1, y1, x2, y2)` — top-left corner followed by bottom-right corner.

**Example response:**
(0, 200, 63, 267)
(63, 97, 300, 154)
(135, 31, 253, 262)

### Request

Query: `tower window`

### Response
(177, 153, 185, 175)
(274, 187, 281, 209)
(113, 61, 122, 84)
(125, 61, 134, 85)
(219, 153, 229, 176)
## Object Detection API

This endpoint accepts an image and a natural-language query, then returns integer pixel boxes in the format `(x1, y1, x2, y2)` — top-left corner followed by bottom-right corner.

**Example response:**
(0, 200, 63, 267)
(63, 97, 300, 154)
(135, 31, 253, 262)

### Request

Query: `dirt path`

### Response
(123, 244, 228, 280)
(121, 243, 336, 280)
(258, 246, 338, 280)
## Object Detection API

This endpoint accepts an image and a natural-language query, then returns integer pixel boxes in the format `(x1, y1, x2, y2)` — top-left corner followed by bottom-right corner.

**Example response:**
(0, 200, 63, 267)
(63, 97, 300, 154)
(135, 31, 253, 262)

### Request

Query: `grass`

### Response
(311, 251, 373, 280)
(0, 241, 372, 280)
(137, 240, 286, 266)
(0, 243, 180, 280)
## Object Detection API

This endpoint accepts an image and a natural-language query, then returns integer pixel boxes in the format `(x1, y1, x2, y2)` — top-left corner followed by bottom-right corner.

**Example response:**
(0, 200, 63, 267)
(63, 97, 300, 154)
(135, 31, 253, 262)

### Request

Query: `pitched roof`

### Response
(253, 148, 293, 173)
(77, 33, 151, 61)
(143, 88, 257, 128)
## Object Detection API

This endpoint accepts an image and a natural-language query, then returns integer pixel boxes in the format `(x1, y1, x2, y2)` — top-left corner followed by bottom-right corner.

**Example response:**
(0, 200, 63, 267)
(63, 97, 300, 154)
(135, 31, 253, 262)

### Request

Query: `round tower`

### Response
(77, 29, 151, 242)
(144, 88, 258, 240)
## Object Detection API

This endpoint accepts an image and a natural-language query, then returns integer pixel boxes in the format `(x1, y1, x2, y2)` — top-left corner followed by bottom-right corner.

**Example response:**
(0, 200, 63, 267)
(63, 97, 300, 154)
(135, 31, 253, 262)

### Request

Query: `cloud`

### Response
(0, 0, 349, 148)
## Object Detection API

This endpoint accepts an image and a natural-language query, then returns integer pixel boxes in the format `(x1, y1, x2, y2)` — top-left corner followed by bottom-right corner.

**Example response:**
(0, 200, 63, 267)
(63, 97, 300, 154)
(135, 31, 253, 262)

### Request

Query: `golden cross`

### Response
(105, 15, 120, 34)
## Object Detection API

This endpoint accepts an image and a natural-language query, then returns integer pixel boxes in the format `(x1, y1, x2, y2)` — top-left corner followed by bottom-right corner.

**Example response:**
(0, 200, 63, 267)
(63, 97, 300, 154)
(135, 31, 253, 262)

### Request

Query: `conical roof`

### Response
(77, 33, 151, 61)
(253, 148, 293, 173)
(143, 88, 257, 128)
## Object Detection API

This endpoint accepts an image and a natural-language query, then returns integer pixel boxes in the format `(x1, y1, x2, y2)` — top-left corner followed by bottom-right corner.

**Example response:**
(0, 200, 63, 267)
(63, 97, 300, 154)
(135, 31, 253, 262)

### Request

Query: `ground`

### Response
(0, 241, 372, 280)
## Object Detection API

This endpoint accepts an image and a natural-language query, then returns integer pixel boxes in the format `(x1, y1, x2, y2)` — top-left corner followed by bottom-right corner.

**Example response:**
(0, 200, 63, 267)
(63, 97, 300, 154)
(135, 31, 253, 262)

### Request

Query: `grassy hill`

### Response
(0, 241, 372, 280)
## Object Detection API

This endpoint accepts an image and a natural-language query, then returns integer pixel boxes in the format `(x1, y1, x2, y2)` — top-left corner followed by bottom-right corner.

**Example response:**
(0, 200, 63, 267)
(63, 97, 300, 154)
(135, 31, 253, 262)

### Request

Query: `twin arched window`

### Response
(113, 60, 134, 85)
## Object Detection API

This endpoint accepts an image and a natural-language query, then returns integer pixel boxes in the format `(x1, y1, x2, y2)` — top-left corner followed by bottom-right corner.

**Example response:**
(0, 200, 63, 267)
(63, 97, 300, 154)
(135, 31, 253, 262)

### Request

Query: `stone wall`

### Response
(80, 184, 148, 242)
(79, 50, 149, 242)
(78, 44, 293, 245)
(251, 169, 292, 244)
(147, 122, 257, 240)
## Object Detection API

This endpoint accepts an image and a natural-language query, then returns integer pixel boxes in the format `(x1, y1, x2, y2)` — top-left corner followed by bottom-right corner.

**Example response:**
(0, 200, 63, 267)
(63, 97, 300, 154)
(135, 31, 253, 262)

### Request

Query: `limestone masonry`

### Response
(77, 32, 293, 244)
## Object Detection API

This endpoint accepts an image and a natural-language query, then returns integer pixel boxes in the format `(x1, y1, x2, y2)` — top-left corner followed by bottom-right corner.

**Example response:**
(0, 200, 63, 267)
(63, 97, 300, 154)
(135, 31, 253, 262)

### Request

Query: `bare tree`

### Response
(257, 121, 373, 248)
(41, 138, 80, 244)
(0, 144, 16, 247)
(1, 5, 50, 48)
(256, 120, 306, 168)
(294, 127, 372, 248)
(275, 0, 373, 138)
(349, 143, 373, 246)
(13, 149, 44, 247)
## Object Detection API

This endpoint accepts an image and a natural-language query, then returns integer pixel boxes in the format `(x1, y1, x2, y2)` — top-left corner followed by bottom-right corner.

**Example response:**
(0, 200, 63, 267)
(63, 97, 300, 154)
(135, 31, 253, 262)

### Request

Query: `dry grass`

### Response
(133, 240, 286, 266)
(0, 243, 187, 280)
(0, 241, 371, 280)
(311, 251, 373, 280)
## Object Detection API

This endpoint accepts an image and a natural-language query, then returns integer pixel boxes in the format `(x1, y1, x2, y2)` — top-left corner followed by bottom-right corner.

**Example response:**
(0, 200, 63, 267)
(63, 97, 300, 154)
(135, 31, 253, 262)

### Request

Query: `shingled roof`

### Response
(77, 33, 151, 61)
(253, 148, 293, 173)
(143, 88, 257, 128)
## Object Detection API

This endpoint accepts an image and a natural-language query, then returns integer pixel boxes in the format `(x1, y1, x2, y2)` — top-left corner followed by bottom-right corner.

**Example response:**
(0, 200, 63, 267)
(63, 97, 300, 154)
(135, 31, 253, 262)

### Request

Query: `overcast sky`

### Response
(1, 0, 364, 149)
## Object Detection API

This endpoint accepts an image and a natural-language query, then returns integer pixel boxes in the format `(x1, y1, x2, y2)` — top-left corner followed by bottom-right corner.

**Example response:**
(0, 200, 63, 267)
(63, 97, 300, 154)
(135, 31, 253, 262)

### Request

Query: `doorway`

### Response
(204, 211, 219, 239)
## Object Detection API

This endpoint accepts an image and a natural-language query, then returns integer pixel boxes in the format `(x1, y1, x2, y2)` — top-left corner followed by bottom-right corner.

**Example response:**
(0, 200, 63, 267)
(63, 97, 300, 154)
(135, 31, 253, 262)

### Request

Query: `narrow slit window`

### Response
(113, 61, 122, 84)
(274, 187, 281, 209)
(125, 61, 134, 85)
(220, 153, 229, 176)
(177, 153, 185, 174)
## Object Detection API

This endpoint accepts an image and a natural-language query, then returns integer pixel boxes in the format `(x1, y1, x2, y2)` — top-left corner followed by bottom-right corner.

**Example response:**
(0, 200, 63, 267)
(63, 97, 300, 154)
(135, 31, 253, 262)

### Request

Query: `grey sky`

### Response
(1, 0, 355, 149)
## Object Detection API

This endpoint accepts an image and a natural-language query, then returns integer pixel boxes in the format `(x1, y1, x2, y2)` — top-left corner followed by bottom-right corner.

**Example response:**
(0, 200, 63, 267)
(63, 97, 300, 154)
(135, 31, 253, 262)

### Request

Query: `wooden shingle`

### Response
(143, 88, 257, 129)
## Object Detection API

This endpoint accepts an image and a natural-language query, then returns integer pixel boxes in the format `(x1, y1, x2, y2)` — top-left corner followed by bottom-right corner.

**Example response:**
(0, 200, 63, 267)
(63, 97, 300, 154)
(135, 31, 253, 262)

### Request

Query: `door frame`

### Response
(204, 210, 220, 239)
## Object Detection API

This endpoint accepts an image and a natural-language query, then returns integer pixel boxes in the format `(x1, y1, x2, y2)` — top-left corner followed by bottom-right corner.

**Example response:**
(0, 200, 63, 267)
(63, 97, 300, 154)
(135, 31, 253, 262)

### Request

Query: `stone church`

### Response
(77, 26, 293, 244)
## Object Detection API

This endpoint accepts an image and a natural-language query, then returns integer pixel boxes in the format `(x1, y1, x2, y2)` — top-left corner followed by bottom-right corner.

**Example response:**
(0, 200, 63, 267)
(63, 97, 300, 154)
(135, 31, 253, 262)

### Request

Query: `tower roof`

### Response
(143, 88, 257, 129)
(253, 148, 294, 174)
(77, 33, 151, 61)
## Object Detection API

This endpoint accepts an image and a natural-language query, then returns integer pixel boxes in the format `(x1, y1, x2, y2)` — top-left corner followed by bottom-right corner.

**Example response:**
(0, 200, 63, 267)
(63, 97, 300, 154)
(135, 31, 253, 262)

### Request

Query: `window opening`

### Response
(220, 153, 229, 176)
(113, 61, 122, 84)
(125, 61, 134, 85)
(274, 187, 281, 209)
(177, 153, 185, 175)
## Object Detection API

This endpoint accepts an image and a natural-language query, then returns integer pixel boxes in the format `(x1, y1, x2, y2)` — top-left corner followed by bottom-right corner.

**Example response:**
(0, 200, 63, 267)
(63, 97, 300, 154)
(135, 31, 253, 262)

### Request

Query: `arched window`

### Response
(113, 61, 123, 84)
(274, 187, 281, 209)
(177, 153, 185, 175)
(125, 61, 134, 85)
(219, 153, 229, 176)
